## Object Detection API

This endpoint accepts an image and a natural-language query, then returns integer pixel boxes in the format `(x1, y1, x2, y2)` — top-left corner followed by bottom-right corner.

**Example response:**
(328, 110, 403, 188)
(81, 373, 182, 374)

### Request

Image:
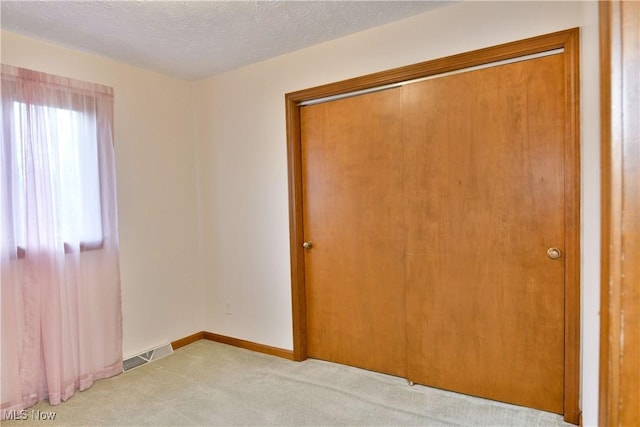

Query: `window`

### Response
(9, 102, 103, 256)
(1, 65, 114, 260)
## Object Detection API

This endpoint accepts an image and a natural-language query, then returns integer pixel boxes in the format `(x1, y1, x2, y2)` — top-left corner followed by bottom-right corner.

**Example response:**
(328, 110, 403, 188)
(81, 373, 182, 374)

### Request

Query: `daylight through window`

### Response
(7, 100, 103, 255)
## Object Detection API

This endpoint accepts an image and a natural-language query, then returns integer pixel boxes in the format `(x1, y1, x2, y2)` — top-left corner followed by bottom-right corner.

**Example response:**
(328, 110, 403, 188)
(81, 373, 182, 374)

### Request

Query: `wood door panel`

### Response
(404, 55, 566, 414)
(301, 90, 405, 240)
(305, 237, 406, 376)
(406, 251, 564, 412)
(300, 52, 568, 414)
(301, 88, 406, 377)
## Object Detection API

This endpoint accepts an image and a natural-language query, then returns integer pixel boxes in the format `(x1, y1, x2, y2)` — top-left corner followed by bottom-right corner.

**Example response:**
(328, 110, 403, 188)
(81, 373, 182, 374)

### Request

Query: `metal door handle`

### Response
(547, 248, 562, 259)
(303, 241, 313, 249)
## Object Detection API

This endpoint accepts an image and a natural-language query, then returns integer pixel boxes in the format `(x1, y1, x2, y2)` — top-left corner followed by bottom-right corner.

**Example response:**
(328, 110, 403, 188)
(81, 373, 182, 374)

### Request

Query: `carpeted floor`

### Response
(4, 340, 574, 426)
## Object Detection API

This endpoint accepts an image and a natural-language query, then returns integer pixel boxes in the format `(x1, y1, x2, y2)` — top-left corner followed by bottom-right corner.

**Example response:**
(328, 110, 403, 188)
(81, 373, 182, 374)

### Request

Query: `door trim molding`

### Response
(285, 28, 580, 424)
(299, 48, 564, 107)
(599, 1, 640, 425)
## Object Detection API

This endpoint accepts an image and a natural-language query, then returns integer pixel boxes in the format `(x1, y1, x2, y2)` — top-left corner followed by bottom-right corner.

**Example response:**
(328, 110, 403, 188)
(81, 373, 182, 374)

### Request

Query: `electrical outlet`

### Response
(225, 301, 232, 315)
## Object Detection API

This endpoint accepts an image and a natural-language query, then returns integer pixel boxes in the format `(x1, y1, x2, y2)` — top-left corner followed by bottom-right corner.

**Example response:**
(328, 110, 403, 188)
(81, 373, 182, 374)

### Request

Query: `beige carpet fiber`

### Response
(4, 340, 574, 426)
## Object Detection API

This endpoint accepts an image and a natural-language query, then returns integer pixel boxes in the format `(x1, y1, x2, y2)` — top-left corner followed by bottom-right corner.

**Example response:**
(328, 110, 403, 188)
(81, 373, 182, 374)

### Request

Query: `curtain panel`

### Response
(1, 64, 122, 418)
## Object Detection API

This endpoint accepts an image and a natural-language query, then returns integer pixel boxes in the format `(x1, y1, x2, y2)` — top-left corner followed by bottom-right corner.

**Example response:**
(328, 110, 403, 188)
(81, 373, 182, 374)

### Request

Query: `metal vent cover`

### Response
(123, 343, 173, 372)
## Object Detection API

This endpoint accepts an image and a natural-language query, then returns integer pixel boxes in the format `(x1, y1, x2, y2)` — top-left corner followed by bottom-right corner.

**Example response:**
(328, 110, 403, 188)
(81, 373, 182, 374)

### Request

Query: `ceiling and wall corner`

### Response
(0, 0, 454, 80)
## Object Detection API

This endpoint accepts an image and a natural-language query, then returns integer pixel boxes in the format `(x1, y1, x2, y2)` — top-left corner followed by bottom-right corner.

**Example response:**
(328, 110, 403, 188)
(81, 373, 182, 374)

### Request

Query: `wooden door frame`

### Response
(599, 1, 640, 425)
(285, 28, 581, 424)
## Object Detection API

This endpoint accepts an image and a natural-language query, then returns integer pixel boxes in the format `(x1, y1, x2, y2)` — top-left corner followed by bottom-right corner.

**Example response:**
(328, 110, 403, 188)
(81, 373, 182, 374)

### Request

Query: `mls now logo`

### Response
(3, 409, 56, 421)
(31, 410, 57, 420)
(3, 409, 28, 420)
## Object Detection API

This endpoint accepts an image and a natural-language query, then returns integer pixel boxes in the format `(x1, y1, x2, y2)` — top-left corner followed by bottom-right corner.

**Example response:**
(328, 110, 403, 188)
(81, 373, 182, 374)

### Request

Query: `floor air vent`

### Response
(123, 343, 173, 372)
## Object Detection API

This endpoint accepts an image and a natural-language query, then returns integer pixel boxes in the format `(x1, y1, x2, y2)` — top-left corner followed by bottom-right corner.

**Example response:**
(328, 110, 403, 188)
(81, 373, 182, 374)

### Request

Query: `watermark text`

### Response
(3, 409, 57, 421)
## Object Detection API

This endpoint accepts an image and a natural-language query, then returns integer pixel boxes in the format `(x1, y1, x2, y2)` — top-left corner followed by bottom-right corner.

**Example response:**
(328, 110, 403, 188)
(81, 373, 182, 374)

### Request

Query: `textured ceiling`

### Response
(1, 1, 453, 80)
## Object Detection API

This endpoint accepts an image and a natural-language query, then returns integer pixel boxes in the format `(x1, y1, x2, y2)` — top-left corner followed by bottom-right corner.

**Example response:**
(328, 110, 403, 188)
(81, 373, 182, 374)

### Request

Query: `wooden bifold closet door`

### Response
(300, 51, 568, 415)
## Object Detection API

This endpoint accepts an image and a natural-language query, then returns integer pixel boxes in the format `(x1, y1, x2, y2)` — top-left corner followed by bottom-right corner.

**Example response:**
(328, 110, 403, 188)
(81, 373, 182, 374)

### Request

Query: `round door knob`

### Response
(547, 248, 562, 259)
(302, 241, 313, 249)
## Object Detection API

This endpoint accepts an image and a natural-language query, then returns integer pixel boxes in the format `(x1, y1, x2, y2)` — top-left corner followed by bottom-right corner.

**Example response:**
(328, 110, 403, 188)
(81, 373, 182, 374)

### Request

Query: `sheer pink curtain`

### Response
(1, 65, 122, 418)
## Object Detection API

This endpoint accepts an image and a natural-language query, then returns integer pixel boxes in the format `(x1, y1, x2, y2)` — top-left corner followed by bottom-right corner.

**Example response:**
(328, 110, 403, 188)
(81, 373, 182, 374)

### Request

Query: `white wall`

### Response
(193, 1, 600, 425)
(1, 31, 203, 359)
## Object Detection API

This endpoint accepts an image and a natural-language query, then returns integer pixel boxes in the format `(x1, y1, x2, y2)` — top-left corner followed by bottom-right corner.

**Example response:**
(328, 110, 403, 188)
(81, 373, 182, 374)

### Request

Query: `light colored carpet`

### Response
(4, 340, 574, 426)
